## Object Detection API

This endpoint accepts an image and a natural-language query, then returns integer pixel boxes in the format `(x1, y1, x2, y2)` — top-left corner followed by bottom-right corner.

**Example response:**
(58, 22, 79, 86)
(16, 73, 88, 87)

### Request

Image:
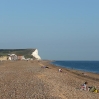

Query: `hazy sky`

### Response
(0, 0, 99, 60)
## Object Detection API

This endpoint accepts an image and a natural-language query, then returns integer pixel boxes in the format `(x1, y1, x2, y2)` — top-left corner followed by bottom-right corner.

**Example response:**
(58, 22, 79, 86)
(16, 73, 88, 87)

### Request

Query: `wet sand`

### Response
(0, 60, 99, 99)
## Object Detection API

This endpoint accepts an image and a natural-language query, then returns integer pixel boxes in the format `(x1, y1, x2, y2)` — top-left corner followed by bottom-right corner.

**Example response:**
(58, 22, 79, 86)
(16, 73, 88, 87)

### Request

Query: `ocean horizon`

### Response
(52, 60, 99, 74)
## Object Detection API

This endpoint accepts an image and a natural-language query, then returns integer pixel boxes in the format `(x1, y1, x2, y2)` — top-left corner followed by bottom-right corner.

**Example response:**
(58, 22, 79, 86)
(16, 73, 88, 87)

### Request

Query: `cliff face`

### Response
(31, 49, 41, 60)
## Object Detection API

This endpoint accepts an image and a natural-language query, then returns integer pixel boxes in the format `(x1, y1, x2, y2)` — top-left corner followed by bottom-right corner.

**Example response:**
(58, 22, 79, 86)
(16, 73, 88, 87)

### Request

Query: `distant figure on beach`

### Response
(59, 69, 62, 72)
(80, 82, 88, 90)
(82, 73, 87, 76)
(41, 66, 49, 68)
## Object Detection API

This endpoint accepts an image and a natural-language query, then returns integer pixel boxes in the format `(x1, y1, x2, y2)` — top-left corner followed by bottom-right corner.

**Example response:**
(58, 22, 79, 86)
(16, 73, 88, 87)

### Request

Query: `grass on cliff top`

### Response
(0, 49, 35, 58)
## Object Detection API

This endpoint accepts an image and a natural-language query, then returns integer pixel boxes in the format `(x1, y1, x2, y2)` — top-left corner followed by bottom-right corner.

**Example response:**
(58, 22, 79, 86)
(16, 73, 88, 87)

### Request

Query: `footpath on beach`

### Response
(0, 60, 99, 99)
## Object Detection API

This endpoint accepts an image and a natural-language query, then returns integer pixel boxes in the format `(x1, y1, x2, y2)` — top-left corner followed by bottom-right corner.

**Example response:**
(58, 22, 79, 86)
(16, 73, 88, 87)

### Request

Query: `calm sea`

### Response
(52, 61, 99, 74)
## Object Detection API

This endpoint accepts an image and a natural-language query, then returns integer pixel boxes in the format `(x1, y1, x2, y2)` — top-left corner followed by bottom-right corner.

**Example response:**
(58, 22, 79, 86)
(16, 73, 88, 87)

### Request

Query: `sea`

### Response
(52, 61, 99, 74)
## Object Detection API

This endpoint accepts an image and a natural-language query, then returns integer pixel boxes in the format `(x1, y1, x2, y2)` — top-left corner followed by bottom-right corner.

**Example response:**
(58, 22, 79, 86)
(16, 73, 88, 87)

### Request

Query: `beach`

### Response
(0, 60, 99, 99)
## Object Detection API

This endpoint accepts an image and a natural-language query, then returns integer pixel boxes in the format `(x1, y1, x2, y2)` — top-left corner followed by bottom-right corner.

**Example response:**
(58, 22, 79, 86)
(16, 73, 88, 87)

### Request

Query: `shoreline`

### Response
(40, 60, 99, 86)
(51, 61, 99, 74)
(0, 60, 99, 99)
(49, 61, 99, 81)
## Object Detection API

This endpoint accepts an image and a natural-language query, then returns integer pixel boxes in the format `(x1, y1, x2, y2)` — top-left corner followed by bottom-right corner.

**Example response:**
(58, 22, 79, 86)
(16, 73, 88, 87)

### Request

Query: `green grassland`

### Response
(0, 49, 35, 58)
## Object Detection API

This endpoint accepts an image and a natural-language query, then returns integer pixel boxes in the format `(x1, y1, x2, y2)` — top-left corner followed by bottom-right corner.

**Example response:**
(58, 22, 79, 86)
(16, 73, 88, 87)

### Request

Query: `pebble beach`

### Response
(0, 60, 99, 99)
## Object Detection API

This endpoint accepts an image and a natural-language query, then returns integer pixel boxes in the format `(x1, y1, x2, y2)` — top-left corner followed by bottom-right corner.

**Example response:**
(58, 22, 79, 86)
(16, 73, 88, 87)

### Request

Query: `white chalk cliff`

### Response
(31, 49, 41, 60)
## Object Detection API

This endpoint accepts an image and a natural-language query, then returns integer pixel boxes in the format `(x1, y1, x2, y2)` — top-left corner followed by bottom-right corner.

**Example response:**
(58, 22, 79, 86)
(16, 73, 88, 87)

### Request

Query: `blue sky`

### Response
(0, 0, 99, 60)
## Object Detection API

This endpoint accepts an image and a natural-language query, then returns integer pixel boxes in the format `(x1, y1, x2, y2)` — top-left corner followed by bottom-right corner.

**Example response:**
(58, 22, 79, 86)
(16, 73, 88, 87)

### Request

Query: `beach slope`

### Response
(0, 61, 99, 99)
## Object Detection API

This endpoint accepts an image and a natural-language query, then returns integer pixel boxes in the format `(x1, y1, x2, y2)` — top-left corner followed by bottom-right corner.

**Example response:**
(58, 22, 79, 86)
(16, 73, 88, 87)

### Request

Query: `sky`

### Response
(0, 0, 99, 60)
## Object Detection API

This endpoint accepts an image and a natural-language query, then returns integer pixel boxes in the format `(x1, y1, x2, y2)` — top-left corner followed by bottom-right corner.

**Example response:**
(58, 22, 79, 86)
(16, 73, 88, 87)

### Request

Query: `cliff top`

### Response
(0, 49, 35, 58)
